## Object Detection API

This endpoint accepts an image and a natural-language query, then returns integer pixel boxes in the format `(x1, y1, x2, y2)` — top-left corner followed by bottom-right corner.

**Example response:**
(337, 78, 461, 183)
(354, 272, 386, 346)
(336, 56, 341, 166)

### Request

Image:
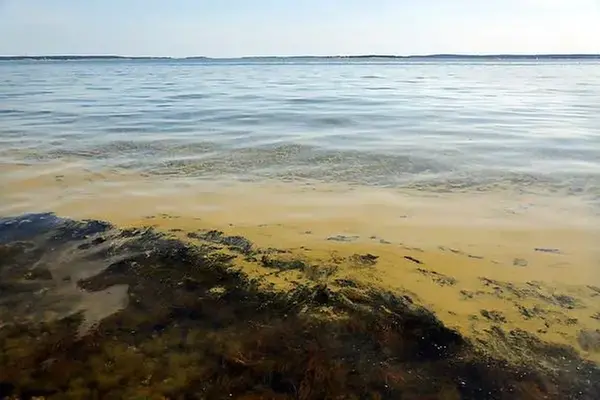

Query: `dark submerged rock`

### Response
(350, 253, 379, 266)
(587, 285, 600, 296)
(578, 330, 600, 352)
(513, 258, 529, 267)
(552, 294, 580, 310)
(416, 268, 458, 286)
(480, 310, 507, 323)
(327, 234, 359, 242)
(0, 213, 599, 399)
(534, 248, 561, 254)
(259, 255, 337, 281)
(479, 277, 583, 310)
(188, 229, 254, 255)
(404, 255, 423, 264)
(517, 305, 547, 320)
(334, 278, 361, 288)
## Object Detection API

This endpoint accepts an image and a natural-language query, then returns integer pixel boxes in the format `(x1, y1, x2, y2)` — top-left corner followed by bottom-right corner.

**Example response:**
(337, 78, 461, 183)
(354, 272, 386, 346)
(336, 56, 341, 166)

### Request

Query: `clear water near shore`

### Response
(1, 58, 599, 200)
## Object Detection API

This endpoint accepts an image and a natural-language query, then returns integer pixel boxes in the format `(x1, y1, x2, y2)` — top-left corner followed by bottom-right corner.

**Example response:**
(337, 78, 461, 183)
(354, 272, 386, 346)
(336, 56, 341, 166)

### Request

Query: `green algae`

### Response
(0, 213, 599, 399)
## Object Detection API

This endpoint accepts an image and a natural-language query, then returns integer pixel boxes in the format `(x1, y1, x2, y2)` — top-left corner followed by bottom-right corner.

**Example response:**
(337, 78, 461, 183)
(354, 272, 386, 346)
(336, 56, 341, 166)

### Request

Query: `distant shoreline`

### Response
(1, 54, 600, 61)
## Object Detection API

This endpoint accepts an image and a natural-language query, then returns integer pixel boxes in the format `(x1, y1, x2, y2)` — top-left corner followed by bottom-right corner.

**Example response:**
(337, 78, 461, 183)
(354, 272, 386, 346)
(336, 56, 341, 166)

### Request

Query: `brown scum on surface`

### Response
(0, 213, 599, 400)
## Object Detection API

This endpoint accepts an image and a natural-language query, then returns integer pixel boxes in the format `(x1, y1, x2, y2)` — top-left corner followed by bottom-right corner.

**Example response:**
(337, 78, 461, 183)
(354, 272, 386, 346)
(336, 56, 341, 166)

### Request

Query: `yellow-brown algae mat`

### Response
(2, 162, 599, 361)
(1, 162, 599, 398)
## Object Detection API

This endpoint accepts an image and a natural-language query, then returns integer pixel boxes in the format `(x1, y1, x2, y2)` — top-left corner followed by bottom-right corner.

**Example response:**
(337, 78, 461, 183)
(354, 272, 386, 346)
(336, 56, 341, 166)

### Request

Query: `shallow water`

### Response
(1, 59, 600, 397)
(1, 59, 600, 198)
(2, 213, 597, 399)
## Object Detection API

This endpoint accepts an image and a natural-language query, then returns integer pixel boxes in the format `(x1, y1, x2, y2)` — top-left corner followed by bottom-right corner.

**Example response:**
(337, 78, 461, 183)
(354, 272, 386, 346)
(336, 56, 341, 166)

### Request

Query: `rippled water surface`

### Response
(1, 59, 599, 197)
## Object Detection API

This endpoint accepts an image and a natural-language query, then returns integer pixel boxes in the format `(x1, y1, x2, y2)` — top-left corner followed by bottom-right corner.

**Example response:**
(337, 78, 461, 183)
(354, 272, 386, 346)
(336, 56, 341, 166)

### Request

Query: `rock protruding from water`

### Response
(0, 213, 598, 399)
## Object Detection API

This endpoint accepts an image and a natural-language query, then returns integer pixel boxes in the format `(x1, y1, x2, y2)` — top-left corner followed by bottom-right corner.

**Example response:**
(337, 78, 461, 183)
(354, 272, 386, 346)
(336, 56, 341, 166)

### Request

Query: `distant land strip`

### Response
(1, 54, 600, 61)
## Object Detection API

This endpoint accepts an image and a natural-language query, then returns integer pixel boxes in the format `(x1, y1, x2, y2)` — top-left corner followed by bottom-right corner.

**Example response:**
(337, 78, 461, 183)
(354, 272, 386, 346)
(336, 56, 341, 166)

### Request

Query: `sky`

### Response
(1, 0, 599, 57)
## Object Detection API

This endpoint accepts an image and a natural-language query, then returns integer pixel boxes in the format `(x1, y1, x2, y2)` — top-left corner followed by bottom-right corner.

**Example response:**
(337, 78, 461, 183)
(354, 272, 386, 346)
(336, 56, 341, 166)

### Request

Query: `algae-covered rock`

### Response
(0, 213, 598, 399)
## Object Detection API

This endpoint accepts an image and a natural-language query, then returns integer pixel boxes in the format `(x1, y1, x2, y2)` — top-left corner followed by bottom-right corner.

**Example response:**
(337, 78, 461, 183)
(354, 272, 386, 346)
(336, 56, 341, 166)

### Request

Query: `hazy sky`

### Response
(1, 0, 599, 57)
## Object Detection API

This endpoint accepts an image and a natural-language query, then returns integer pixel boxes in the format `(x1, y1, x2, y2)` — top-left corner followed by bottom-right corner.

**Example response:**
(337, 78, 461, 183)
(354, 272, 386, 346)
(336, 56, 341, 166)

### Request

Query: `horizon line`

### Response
(1, 53, 600, 60)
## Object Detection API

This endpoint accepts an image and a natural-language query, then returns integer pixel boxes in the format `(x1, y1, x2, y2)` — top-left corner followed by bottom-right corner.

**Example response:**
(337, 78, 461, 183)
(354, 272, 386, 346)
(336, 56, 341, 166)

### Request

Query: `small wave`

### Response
(167, 93, 209, 100)
(286, 96, 337, 104)
(0, 109, 22, 115)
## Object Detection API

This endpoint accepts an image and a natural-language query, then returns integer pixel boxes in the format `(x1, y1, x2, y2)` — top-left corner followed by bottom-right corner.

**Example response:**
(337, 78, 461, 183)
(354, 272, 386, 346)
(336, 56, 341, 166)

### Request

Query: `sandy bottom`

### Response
(1, 161, 599, 364)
